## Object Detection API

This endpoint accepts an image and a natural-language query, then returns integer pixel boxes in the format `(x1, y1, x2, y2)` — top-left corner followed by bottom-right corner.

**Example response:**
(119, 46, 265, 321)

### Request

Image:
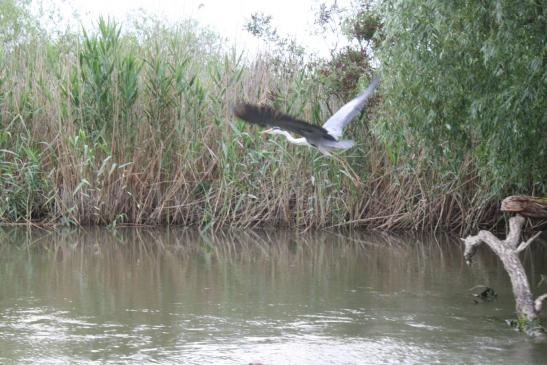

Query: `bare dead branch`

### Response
(515, 231, 542, 253)
(462, 230, 503, 264)
(535, 294, 547, 313)
(506, 215, 525, 248)
(461, 213, 544, 329)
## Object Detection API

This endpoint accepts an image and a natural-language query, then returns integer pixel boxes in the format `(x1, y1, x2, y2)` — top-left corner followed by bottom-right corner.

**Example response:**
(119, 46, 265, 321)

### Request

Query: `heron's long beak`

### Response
(260, 128, 273, 135)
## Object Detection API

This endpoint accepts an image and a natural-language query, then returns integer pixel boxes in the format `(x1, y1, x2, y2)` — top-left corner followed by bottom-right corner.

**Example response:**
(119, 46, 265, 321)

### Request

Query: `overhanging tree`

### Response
(375, 0, 545, 194)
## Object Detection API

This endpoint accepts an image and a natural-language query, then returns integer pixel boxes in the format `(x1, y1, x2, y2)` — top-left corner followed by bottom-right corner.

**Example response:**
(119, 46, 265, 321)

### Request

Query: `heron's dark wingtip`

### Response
(232, 103, 256, 122)
(232, 103, 272, 128)
(232, 103, 326, 138)
(232, 103, 248, 118)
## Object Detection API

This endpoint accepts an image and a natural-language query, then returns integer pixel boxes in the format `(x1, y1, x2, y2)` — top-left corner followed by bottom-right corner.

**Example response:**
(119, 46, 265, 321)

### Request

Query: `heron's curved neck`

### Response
(279, 131, 308, 146)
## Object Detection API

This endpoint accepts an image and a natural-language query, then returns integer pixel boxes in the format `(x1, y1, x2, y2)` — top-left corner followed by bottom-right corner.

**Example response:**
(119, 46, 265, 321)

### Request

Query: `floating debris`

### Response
(469, 285, 497, 304)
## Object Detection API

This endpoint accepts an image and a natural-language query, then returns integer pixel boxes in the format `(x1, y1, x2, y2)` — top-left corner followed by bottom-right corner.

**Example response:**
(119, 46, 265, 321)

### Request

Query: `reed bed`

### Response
(0, 19, 500, 233)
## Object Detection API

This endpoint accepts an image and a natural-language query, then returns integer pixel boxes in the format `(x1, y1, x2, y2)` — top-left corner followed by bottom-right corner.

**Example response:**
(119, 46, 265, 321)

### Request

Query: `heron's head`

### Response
(261, 127, 284, 136)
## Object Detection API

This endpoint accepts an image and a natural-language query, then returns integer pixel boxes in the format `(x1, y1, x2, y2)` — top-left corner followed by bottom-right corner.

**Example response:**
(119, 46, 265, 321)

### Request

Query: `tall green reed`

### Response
(0, 17, 504, 233)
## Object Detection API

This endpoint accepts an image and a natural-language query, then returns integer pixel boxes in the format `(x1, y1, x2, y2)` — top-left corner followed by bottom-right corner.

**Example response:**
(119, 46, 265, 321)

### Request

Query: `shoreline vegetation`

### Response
(0, 2, 544, 233)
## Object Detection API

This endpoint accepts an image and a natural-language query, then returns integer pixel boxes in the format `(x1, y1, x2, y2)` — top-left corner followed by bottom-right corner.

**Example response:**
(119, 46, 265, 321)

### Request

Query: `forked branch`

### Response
(461, 214, 545, 335)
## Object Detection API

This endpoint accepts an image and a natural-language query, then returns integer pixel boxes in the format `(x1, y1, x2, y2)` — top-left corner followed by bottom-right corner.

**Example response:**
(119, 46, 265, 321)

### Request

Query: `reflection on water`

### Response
(0, 228, 545, 364)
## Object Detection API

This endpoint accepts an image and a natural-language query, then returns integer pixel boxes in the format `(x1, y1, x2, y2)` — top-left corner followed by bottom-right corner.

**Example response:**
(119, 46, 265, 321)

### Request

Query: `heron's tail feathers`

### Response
(334, 139, 354, 149)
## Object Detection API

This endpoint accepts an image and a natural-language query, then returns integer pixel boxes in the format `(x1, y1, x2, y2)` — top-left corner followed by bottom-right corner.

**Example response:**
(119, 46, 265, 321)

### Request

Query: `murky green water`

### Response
(0, 228, 545, 364)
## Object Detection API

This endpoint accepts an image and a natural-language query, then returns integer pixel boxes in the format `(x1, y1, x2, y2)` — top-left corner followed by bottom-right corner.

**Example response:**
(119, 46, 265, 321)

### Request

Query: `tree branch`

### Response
(515, 231, 542, 253)
(461, 215, 542, 326)
(505, 215, 525, 248)
(535, 293, 547, 313)
(461, 230, 503, 265)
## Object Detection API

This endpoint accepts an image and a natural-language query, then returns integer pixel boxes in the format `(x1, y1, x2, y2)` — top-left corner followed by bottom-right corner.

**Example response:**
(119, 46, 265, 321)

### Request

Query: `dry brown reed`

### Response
(0, 20, 501, 234)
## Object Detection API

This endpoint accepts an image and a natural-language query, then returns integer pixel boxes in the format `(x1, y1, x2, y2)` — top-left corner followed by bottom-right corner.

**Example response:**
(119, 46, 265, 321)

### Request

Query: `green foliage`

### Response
(0, 130, 51, 221)
(119, 52, 142, 120)
(316, 47, 372, 99)
(508, 316, 545, 337)
(345, 9, 381, 45)
(0, 0, 37, 49)
(376, 0, 546, 194)
(244, 13, 278, 42)
(244, 12, 305, 69)
(0, 6, 538, 231)
(311, 1, 378, 98)
(78, 17, 121, 138)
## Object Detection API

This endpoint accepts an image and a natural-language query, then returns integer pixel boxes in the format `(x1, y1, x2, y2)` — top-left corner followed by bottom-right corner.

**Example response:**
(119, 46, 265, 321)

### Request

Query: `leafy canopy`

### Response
(375, 0, 546, 193)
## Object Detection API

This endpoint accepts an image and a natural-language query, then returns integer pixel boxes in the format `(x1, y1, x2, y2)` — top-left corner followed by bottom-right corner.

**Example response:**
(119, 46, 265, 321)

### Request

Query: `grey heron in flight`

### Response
(233, 77, 379, 155)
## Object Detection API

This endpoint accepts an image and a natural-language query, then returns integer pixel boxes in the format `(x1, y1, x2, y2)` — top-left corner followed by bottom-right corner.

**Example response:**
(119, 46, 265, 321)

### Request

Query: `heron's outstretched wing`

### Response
(233, 103, 335, 141)
(322, 77, 379, 139)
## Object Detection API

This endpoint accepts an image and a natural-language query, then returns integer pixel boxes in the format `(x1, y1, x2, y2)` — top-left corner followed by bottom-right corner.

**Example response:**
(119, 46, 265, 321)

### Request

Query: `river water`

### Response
(0, 228, 545, 364)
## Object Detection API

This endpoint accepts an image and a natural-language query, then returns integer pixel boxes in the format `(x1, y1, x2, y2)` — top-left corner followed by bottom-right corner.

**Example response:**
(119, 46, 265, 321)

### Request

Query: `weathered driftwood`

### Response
(461, 215, 545, 336)
(501, 195, 547, 218)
